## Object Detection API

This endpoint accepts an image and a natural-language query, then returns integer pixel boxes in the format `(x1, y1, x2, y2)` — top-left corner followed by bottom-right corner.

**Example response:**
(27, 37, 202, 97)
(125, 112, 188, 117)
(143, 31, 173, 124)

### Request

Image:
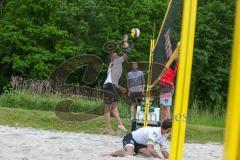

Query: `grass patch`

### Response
(186, 124, 224, 143)
(0, 106, 224, 143)
(188, 99, 225, 128)
(0, 91, 130, 119)
(0, 91, 225, 143)
(0, 106, 131, 134)
(188, 109, 225, 128)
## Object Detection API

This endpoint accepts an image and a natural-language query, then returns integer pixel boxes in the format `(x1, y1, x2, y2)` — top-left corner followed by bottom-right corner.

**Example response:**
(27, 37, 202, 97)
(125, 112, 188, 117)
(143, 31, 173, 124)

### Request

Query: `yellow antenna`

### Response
(224, 0, 240, 159)
(144, 39, 155, 127)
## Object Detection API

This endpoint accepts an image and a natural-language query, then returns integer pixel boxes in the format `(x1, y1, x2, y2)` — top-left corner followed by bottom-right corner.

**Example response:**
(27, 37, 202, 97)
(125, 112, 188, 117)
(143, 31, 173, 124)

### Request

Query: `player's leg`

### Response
(111, 103, 122, 125)
(161, 105, 168, 122)
(101, 133, 135, 157)
(121, 133, 135, 156)
(130, 102, 137, 131)
(130, 101, 137, 132)
(103, 84, 114, 134)
(107, 146, 134, 157)
(104, 103, 113, 134)
(108, 84, 127, 131)
(130, 102, 136, 120)
(130, 92, 142, 131)
(111, 103, 127, 131)
(160, 87, 173, 124)
(129, 93, 137, 120)
(134, 143, 156, 157)
(138, 148, 152, 157)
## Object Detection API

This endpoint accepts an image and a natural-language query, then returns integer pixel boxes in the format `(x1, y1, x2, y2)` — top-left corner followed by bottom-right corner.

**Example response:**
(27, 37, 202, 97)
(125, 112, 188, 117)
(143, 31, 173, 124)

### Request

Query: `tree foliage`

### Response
(191, 0, 234, 109)
(0, 0, 235, 110)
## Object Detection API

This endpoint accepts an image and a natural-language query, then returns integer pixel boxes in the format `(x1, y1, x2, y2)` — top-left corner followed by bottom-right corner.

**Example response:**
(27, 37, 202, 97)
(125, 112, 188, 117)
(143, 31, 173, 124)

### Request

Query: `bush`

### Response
(0, 91, 130, 119)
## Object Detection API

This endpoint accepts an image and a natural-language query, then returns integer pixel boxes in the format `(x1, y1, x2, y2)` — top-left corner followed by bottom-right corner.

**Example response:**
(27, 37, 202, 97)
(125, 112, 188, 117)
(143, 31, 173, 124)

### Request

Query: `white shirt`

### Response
(104, 56, 124, 85)
(132, 127, 167, 146)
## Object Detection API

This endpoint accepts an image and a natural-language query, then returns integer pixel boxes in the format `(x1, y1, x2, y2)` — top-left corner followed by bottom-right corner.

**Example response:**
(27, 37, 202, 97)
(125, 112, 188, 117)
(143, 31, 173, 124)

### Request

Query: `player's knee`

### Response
(111, 110, 117, 114)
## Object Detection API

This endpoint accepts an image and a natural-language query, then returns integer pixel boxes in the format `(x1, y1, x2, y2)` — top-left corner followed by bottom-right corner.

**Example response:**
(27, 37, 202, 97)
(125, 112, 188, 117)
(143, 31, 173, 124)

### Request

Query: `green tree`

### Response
(191, 0, 234, 110)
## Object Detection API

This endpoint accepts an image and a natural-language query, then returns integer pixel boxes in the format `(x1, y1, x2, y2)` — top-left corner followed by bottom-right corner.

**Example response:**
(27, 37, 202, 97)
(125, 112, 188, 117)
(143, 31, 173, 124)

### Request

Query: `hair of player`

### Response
(162, 119, 172, 129)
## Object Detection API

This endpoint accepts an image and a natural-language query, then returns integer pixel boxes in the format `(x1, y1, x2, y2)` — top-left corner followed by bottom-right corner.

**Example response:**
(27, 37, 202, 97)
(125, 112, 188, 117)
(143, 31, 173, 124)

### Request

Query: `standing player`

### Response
(127, 62, 145, 131)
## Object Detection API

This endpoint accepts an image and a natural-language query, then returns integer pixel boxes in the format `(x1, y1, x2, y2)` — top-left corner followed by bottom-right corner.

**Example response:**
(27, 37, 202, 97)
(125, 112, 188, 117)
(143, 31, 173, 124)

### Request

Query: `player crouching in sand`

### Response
(102, 119, 172, 159)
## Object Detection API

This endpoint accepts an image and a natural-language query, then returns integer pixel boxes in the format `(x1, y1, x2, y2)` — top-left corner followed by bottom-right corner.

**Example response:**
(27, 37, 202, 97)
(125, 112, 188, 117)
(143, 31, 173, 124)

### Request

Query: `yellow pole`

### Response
(170, 0, 198, 160)
(224, 0, 240, 159)
(144, 39, 155, 127)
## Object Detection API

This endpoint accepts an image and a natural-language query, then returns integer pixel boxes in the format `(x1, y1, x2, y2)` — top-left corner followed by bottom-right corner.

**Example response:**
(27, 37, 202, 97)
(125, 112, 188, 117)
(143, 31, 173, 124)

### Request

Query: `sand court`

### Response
(0, 125, 222, 160)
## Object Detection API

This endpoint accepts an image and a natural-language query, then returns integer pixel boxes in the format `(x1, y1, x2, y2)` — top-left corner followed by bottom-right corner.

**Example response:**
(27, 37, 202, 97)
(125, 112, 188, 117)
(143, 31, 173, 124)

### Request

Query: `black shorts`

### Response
(130, 92, 143, 104)
(122, 133, 147, 153)
(160, 86, 174, 94)
(103, 83, 118, 104)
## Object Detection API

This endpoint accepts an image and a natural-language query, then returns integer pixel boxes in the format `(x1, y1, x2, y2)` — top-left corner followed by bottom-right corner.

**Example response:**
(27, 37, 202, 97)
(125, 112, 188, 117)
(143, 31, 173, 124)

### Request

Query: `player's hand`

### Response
(121, 87, 126, 93)
(123, 34, 128, 41)
(118, 86, 126, 93)
(123, 34, 129, 49)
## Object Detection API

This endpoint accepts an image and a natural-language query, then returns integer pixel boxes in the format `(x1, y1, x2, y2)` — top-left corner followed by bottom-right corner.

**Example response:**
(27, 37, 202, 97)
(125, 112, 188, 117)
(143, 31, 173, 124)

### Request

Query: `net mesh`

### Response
(151, 0, 183, 83)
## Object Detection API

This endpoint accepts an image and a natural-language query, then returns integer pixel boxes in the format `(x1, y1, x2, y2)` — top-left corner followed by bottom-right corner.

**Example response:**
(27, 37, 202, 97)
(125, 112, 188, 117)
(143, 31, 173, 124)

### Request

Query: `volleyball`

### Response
(131, 28, 140, 40)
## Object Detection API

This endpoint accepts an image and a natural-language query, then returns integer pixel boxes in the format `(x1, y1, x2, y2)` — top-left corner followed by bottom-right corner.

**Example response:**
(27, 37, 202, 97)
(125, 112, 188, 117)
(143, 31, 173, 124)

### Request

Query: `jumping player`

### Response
(103, 34, 130, 134)
(158, 58, 178, 123)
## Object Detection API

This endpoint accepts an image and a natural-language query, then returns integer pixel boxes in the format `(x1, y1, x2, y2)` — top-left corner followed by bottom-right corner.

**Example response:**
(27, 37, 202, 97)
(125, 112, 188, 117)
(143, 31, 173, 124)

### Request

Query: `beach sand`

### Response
(0, 125, 223, 160)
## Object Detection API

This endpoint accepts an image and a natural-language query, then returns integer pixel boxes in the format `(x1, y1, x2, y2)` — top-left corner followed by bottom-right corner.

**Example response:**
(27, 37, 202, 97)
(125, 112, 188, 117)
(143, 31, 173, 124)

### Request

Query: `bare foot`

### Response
(118, 125, 128, 132)
(105, 128, 114, 135)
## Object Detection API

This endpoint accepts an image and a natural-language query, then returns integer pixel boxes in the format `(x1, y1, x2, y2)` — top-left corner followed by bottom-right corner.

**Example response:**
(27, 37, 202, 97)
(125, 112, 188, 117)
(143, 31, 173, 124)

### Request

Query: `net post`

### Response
(144, 39, 155, 127)
(170, 0, 198, 160)
(224, 0, 240, 159)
